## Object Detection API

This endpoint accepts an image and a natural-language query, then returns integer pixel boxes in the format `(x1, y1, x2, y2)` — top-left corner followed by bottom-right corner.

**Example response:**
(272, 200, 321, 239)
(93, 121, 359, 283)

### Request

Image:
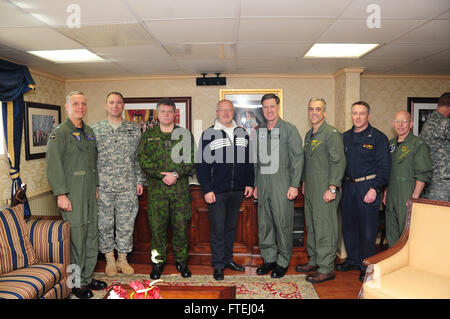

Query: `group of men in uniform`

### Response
(46, 92, 194, 298)
(46, 90, 448, 297)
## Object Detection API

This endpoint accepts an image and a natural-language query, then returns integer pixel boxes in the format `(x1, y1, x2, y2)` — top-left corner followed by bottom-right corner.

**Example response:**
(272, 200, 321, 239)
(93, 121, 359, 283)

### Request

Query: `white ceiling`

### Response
(0, 0, 449, 79)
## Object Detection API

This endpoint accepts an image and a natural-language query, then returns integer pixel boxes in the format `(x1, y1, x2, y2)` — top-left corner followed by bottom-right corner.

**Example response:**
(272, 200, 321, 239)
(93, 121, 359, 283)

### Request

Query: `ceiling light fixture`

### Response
(304, 43, 379, 58)
(27, 49, 104, 63)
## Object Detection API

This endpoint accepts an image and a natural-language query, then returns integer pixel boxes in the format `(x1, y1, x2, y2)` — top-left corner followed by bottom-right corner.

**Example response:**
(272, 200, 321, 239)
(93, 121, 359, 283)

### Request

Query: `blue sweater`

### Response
(196, 125, 255, 195)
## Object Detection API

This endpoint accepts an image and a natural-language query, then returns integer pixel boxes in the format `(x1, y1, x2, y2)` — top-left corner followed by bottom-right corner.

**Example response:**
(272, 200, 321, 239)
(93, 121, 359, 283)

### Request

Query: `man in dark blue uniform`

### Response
(337, 101, 391, 282)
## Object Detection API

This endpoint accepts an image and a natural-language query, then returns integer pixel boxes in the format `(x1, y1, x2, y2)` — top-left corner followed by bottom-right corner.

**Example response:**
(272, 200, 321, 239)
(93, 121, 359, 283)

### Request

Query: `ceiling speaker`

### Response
(196, 73, 226, 86)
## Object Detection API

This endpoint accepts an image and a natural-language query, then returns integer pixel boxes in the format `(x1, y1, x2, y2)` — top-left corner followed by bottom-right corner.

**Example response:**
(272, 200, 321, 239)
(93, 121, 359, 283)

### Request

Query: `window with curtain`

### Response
(0, 103, 4, 155)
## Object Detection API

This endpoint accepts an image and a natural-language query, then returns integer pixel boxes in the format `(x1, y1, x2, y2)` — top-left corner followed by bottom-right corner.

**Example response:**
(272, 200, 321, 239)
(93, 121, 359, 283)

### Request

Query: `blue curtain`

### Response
(0, 59, 35, 218)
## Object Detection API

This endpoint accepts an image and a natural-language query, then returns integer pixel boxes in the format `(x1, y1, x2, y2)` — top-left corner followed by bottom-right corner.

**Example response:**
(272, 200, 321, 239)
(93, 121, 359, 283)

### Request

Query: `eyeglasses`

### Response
(393, 120, 409, 124)
(217, 109, 233, 113)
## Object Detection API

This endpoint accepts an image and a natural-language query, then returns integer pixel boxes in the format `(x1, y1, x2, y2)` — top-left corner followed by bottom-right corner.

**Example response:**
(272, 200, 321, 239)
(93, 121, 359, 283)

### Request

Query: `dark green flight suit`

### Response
(137, 125, 194, 263)
(255, 117, 303, 268)
(303, 121, 346, 274)
(386, 131, 432, 247)
(46, 119, 99, 287)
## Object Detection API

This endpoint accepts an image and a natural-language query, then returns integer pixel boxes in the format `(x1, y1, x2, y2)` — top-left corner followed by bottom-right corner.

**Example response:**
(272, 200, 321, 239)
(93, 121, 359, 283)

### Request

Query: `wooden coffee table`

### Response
(104, 284, 236, 299)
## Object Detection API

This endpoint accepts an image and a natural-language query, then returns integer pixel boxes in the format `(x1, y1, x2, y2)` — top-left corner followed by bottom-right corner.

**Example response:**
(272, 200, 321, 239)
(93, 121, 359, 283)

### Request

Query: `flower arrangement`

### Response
(107, 279, 162, 299)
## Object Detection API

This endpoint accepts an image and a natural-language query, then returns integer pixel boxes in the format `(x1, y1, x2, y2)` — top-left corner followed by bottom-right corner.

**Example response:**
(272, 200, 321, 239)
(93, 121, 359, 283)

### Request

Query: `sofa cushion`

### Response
(27, 218, 70, 269)
(0, 205, 38, 275)
(0, 263, 64, 299)
(363, 266, 450, 299)
(41, 280, 71, 299)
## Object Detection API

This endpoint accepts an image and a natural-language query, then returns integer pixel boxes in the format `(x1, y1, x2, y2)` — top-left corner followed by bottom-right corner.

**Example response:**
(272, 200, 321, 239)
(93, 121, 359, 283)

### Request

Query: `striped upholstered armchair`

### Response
(0, 204, 71, 299)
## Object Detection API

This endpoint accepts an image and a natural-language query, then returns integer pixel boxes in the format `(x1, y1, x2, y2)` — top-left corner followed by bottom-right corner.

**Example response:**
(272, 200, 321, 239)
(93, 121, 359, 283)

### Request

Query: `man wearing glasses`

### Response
(383, 111, 432, 247)
(196, 99, 254, 280)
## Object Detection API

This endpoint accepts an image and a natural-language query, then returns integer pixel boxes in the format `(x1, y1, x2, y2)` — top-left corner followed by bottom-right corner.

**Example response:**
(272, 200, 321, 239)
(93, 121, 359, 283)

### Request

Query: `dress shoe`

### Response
(176, 262, 192, 278)
(150, 263, 165, 280)
(335, 262, 360, 272)
(213, 268, 224, 281)
(270, 265, 288, 279)
(359, 271, 366, 282)
(88, 279, 108, 291)
(72, 286, 93, 299)
(256, 262, 277, 275)
(295, 263, 318, 273)
(306, 271, 335, 284)
(225, 261, 245, 272)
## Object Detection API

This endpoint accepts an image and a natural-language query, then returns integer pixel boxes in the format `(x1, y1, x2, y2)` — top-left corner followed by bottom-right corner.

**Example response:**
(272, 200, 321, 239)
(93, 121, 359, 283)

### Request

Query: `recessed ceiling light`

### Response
(27, 49, 103, 63)
(304, 43, 379, 58)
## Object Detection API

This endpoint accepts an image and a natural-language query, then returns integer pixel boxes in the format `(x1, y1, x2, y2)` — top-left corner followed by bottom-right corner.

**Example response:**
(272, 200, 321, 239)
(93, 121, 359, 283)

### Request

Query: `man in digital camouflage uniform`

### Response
(46, 91, 107, 299)
(296, 97, 346, 284)
(92, 92, 146, 277)
(420, 92, 450, 202)
(137, 98, 195, 279)
(254, 93, 303, 279)
(384, 110, 432, 247)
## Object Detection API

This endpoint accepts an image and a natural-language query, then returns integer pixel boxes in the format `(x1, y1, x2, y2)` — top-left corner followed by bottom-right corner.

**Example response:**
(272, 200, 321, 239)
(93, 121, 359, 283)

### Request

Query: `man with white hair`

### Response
(46, 91, 107, 299)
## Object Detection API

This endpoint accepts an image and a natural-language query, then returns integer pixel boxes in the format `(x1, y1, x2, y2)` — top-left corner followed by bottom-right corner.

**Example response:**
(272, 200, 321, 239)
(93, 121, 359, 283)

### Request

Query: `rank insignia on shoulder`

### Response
(363, 144, 374, 150)
(72, 131, 81, 141)
(389, 144, 395, 152)
(49, 133, 56, 141)
(86, 134, 95, 141)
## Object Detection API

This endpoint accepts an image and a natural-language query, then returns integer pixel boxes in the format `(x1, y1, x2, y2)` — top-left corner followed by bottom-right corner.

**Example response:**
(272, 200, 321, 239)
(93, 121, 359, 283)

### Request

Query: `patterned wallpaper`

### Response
(361, 76, 450, 139)
(0, 71, 65, 202)
(65, 76, 336, 142)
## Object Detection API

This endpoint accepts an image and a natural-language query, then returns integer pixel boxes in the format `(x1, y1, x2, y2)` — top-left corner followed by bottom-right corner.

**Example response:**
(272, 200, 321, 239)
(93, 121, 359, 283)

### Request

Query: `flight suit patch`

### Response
(389, 144, 395, 152)
(85, 134, 95, 141)
(311, 139, 322, 151)
(49, 133, 56, 141)
(363, 144, 374, 150)
(399, 146, 410, 159)
(72, 131, 81, 141)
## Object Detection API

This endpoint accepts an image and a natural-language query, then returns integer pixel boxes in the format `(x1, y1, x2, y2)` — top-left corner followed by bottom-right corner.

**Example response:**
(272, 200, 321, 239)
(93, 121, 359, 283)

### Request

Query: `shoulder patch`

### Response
(49, 132, 56, 141)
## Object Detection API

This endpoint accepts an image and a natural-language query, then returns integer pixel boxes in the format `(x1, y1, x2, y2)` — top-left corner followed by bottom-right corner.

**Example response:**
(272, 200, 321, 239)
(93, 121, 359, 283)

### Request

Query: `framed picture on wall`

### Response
(220, 89, 283, 132)
(24, 102, 61, 160)
(407, 97, 439, 136)
(123, 97, 192, 132)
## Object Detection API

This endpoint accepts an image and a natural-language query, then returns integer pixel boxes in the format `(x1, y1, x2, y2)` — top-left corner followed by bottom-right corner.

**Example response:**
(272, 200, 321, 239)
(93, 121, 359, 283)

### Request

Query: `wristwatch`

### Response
(173, 172, 179, 179)
(329, 187, 336, 194)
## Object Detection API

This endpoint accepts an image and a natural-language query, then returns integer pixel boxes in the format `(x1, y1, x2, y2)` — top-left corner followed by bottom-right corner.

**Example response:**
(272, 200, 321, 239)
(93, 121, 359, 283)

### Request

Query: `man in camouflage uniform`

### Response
(384, 111, 432, 247)
(420, 92, 450, 202)
(137, 98, 195, 279)
(92, 92, 146, 277)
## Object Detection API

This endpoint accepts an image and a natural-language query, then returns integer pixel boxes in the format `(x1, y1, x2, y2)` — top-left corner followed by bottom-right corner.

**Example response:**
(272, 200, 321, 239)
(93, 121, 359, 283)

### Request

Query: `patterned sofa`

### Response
(0, 204, 71, 299)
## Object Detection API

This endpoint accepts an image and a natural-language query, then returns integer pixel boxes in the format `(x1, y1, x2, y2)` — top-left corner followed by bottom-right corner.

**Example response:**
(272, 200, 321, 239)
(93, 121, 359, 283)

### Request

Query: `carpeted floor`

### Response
(71, 272, 319, 299)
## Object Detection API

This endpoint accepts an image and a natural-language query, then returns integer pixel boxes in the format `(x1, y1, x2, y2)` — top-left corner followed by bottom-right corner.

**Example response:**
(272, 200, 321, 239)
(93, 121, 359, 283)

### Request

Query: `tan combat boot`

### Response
(104, 250, 117, 277)
(116, 252, 134, 275)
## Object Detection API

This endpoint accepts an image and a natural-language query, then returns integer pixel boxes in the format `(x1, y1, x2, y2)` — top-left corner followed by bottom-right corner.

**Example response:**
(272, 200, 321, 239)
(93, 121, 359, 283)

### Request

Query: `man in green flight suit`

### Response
(137, 98, 195, 280)
(46, 91, 107, 299)
(254, 93, 303, 279)
(296, 97, 346, 284)
(384, 110, 432, 247)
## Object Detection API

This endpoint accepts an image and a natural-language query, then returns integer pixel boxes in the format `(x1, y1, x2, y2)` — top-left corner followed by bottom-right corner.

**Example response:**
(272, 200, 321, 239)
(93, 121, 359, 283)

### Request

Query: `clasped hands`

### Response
(161, 171, 178, 186)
